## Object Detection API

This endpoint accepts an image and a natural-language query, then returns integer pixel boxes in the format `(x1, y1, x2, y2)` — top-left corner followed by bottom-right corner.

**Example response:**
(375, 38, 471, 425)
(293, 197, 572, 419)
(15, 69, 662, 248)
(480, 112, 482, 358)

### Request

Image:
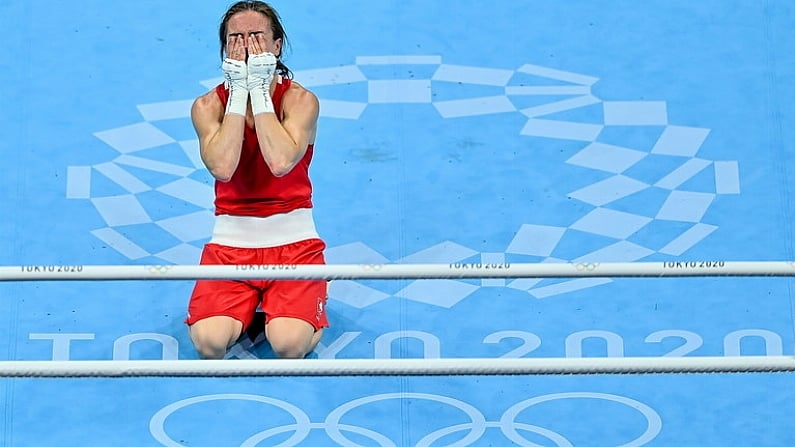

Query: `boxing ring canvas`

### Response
(2, 0, 795, 445)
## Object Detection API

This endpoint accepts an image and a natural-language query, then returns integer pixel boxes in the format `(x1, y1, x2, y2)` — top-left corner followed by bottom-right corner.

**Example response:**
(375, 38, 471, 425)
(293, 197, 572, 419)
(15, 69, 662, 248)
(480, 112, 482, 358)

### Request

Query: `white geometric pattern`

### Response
(66, 55, 741, 307)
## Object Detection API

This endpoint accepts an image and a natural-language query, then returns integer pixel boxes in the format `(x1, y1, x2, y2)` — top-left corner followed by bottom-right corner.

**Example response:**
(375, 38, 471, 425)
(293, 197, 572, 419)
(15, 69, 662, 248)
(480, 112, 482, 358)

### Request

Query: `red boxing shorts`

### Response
(186, 238, 329, 331)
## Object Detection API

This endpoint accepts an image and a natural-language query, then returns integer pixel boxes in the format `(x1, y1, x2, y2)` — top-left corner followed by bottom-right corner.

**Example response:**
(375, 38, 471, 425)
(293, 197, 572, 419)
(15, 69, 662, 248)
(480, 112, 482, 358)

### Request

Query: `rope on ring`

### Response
(3, 261, 795, 281)
(2, 356, 795, 378)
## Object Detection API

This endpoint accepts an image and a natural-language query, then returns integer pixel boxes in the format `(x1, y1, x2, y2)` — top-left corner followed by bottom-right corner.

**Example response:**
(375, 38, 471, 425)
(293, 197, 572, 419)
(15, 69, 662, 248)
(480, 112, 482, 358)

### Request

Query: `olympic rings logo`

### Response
(574, 262, 600, 272)
(149, 391, 661, 446)
(361, 264, 384, 271)
(147, 265, 172, 274)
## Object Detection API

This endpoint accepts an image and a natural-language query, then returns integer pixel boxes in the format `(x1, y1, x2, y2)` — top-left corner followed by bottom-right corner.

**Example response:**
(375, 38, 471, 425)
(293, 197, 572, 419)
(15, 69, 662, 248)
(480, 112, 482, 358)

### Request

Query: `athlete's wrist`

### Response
(250, 85, 274, 115)
(248, 53, 276, 115)
(222, 58, 248, 116)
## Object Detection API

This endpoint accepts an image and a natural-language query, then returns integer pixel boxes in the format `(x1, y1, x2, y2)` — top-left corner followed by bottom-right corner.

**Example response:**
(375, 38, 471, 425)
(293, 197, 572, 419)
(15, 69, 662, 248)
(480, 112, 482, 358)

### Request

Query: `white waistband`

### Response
(210, 208, 319, 248)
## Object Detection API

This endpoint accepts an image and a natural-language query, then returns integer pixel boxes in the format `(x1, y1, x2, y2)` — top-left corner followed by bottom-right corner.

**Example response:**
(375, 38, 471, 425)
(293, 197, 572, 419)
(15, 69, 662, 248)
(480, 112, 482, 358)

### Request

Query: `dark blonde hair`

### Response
(218, 1, 292, 78)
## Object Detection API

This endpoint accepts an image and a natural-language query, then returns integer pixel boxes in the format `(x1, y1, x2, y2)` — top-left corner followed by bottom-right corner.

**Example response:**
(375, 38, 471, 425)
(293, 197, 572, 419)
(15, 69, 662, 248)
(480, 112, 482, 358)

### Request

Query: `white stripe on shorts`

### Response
(210, 208, 319, 248)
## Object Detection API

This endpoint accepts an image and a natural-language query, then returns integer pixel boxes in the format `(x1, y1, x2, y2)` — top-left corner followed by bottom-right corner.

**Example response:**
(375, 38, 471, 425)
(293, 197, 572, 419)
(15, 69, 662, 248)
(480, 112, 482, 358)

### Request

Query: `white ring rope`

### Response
(1, 357, 795, 378)
(3, 261, 795, 281)
(4, 262, 794, 378)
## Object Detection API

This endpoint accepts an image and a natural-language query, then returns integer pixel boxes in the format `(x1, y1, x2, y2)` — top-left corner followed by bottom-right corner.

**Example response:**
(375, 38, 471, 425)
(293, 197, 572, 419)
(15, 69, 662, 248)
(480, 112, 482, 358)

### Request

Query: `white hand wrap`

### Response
(247, 52, 277, 115)
(222, 58, 248, 116)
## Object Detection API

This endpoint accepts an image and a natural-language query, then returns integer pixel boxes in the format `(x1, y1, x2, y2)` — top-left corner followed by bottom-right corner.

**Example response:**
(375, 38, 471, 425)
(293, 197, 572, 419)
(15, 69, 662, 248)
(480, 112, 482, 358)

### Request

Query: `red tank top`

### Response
(213, 79, 314, 217)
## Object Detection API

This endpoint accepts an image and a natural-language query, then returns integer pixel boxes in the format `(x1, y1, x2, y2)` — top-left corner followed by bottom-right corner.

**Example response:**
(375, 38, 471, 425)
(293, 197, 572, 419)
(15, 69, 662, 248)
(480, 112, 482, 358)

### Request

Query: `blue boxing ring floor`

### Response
(1, 1, 795, 445)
